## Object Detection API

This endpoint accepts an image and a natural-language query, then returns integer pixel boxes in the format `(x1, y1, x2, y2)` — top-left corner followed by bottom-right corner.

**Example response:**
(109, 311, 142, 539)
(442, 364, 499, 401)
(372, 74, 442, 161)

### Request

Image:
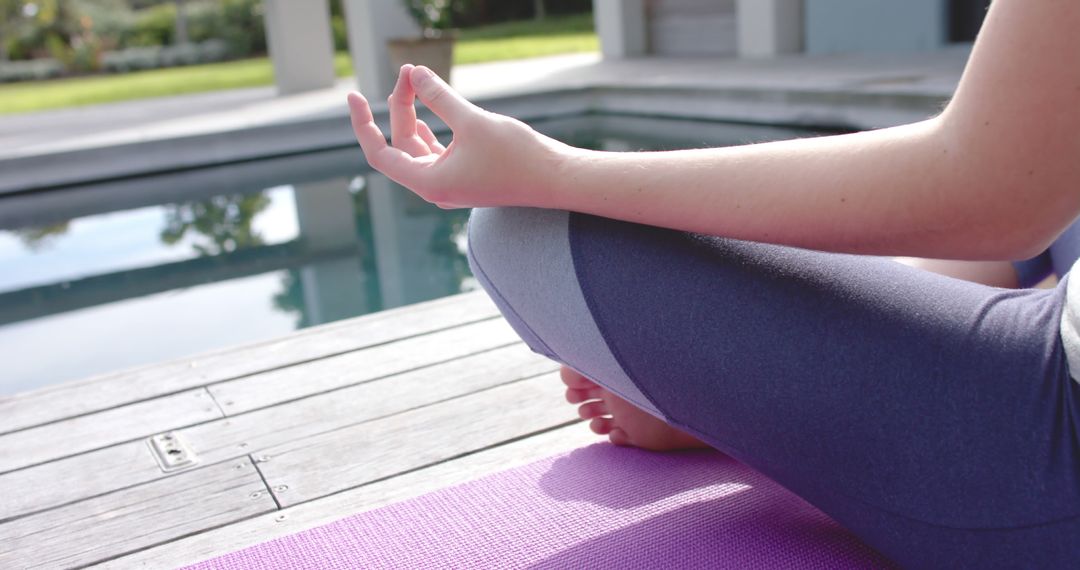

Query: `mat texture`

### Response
(186, 444, 896, 569)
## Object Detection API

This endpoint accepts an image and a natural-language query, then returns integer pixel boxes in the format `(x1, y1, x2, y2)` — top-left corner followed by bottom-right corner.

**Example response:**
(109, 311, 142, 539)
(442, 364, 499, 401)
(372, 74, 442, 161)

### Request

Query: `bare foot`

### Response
(561, 366, 710, 452)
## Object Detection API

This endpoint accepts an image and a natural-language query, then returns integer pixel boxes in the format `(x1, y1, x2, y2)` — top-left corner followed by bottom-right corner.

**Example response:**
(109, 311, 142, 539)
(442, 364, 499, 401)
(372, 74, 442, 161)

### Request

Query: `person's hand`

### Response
(347, 64, 571, 209)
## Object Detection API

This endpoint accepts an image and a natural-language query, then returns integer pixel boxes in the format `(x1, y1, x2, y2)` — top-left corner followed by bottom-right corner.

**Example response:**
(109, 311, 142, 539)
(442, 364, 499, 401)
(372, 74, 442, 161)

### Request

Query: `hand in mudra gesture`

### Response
(347, 64, 570, 209)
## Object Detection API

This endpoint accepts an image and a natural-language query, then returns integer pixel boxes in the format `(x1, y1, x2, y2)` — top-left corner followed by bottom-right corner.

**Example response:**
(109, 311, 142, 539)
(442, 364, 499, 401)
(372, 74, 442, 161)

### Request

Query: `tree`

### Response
(173, 0, 186, 44)
(160, 193, 271, 256)
(0, 0, 31, 61)
(13, 221, 70, 251)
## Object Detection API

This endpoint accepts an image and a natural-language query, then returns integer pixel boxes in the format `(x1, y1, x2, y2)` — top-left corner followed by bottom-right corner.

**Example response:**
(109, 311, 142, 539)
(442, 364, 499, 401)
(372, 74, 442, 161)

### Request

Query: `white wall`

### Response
(648, 0, 737, 56)
(594, 0, 648, 58)
(263, 0, 336, 94)
(737, 0, 803, 58)
(342, 0, 421, 99)
(805, 0, 948, 54)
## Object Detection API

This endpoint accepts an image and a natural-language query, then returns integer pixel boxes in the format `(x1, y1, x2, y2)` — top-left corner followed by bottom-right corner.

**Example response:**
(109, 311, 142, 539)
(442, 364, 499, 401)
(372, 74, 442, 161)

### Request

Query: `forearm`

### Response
(545, 118, 985, 258)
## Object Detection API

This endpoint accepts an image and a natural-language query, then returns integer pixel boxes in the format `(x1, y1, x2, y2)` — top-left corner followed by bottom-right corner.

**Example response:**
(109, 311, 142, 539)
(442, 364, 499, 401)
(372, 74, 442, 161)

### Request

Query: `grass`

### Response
(0, 14, 597, 115)
(454, 13, 597, 64)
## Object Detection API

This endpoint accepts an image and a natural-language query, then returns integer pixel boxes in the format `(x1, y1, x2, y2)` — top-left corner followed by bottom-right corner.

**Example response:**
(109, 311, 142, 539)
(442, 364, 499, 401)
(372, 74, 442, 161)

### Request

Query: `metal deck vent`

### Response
(147, 431, 199, 472)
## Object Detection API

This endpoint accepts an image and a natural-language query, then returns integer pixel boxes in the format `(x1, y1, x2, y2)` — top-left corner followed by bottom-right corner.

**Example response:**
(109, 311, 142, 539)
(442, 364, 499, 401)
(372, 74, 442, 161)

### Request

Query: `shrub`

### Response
(101, 45, 160, 72)
(331, 14, 348, 52)
(123, 0, 264, 57)
(0, 58, 64, 83)
(158, 42, 200, 67)
(128, 2, 176, 47)
(199, 38, 229, 62)
(214, 0, 266, 57)
(100, 39, 230, 73)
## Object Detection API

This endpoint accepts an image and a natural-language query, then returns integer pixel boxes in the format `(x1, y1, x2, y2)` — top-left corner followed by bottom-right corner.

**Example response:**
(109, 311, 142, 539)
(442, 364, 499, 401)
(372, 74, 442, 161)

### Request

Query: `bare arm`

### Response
(546, 0, 1080, 260)
(348, 0, 1080, 260)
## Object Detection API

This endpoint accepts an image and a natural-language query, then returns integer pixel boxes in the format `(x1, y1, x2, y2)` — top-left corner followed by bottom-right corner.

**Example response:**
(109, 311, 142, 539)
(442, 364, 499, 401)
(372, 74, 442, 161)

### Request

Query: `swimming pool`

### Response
(0, 115, 820, 394)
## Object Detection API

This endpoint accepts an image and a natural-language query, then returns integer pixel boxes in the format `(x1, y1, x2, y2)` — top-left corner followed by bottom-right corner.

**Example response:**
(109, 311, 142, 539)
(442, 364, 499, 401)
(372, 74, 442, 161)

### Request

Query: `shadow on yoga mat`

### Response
(187, 444, 897, 569)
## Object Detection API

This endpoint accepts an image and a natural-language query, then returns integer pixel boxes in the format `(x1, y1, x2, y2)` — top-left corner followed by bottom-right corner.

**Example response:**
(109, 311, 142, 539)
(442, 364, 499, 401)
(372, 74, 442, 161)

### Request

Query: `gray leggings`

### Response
(466, 206, 1080, 569)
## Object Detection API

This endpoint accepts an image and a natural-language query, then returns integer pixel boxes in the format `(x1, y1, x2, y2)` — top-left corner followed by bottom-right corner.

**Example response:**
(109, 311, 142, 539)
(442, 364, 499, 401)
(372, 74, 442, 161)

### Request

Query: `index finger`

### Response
(347, 91, 390, 158)
(347, 91, 433, 190)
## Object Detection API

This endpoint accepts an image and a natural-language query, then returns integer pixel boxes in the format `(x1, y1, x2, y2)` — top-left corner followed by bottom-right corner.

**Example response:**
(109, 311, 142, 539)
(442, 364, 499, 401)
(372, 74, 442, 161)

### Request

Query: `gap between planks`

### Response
(0, 315, 520, 477)
(93, 423, 601, 570)
(1, 342, 555, 521)
(0, 290, 500, 436)
(5, 372, 581, 568)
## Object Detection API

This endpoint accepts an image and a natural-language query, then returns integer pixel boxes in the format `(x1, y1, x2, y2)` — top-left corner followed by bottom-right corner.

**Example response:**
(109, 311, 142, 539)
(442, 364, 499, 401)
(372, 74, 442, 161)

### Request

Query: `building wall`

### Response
(596, 0, 980, 60)
(804, 0, 948, 54)
(647, 0, 737, 56)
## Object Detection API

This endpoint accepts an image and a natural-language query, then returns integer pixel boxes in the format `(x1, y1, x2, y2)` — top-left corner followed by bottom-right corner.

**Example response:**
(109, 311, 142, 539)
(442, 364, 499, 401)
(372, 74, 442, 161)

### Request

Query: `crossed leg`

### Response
(467, 206, 1080, 569)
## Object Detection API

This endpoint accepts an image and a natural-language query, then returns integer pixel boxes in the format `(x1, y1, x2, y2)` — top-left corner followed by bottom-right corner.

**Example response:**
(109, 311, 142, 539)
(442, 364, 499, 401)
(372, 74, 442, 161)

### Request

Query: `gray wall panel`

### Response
(805, 0, 948, 54)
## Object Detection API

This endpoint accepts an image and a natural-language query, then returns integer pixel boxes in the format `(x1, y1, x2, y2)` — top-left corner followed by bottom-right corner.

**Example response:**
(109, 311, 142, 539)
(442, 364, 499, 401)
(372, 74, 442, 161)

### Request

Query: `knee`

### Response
(466, 207, 570, 293)
(466, 207, 572, 360)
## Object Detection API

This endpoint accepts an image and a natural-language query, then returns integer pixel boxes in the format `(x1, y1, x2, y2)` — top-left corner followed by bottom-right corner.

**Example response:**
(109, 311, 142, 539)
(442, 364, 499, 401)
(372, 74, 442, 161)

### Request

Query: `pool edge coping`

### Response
(0, 83, 950, 196)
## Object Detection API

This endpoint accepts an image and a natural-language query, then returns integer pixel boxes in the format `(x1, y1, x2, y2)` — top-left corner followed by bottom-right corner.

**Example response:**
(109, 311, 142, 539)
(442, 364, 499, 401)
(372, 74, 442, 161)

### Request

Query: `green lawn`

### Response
(0, 14, 597, 115)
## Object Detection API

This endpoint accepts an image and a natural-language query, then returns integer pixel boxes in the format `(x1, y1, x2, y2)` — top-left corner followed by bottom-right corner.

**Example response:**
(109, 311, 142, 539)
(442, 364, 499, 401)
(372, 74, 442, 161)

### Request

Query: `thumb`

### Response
(410, 66, 479, 129)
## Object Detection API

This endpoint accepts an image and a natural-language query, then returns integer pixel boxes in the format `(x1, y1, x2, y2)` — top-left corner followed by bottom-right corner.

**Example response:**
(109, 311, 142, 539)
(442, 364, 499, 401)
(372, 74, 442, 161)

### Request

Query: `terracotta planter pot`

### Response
(387, 34, 456, 83)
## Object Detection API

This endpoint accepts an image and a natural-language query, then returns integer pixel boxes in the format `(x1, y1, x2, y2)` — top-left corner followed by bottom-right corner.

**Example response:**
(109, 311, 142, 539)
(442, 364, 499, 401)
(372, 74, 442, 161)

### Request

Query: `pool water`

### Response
(0, 116, 819, 394)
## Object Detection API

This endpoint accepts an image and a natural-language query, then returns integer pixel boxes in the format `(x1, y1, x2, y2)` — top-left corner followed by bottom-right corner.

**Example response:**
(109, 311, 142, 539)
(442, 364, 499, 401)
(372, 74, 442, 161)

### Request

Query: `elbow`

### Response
(950, 225, 1044, 262)
(951, 202, 1063, 262)
(933, 115, 1080, 262)
(959, 201, 1071, 262)
(990, 180, 1078, 261)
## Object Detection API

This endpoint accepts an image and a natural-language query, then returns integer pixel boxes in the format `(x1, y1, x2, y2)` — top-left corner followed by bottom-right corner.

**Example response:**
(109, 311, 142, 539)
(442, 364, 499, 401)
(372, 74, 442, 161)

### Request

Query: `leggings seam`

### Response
(567, 213, 675, 420)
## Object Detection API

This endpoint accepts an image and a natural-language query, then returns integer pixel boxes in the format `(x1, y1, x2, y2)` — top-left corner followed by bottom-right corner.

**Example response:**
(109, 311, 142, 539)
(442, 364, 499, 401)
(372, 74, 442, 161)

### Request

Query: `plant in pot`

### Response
(389, 0, 458, 83)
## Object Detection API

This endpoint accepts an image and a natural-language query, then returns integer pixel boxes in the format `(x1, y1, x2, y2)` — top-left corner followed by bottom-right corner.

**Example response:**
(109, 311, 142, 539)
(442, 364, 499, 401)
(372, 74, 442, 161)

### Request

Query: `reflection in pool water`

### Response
(0, 116, 820, 393)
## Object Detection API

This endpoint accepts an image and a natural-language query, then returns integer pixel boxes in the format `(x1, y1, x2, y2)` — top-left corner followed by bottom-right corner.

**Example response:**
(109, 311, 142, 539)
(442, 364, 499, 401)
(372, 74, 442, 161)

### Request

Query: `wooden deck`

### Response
(0, 291, 596, 569)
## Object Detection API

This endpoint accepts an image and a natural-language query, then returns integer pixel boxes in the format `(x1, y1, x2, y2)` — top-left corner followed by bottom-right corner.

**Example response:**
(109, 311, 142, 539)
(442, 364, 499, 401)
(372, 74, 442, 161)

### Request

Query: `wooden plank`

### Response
(1, 343, 555, 522)
(258, 371, 576, 507)
(188, 343, 557, 464)
(0, 388, 221, 474)
(0, 440, 157, 524)
(93, 423, 600, 570)
(0, 290, 499, 435)
(0, 458, 276, 569)
(209, 317, 520, 415)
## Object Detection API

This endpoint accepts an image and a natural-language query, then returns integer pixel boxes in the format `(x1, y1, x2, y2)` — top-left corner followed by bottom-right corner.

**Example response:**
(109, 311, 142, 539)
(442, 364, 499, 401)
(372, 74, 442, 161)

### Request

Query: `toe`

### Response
(560, 366, 596, 389)
(577, 400, 609, 419)
(589, 416, 615, 435)
(609, 427, 631, 447)
(565, 386, 604, 404)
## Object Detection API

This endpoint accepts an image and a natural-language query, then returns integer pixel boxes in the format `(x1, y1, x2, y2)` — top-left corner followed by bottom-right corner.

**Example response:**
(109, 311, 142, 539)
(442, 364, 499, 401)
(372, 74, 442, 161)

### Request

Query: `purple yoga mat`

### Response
(187, 444, 896, 569)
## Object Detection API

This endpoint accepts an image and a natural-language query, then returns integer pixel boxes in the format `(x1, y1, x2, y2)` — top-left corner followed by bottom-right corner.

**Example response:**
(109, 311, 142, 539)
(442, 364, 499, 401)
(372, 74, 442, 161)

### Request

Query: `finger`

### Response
(348, 91, 391, 159)
(416, 119, 446, 154)
(388, 65, 429, 157)
(347, 91, 433, 189)
(410, 65, 480, 129)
